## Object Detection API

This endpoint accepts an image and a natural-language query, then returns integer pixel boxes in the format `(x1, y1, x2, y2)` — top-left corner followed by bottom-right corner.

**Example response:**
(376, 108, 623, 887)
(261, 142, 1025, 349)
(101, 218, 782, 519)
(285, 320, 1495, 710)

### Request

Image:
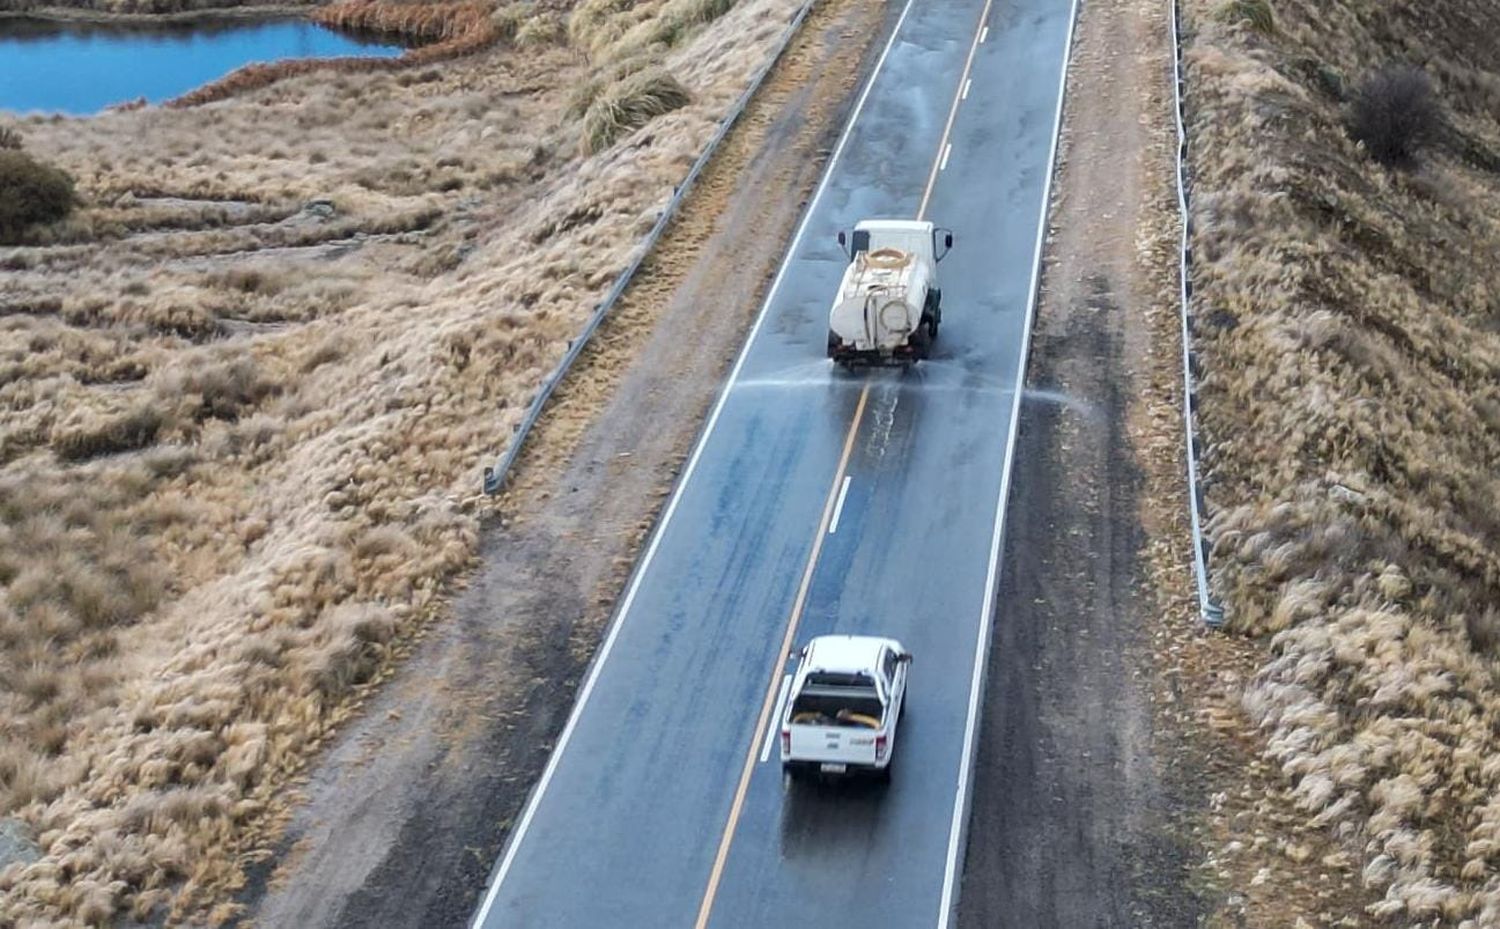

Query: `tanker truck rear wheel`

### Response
(911, 325, 932, 361)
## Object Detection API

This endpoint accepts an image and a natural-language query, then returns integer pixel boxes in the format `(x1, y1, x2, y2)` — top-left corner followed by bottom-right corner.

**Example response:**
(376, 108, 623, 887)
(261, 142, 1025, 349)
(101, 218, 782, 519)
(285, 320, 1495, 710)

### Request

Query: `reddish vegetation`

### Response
(168, 1, 499, 108)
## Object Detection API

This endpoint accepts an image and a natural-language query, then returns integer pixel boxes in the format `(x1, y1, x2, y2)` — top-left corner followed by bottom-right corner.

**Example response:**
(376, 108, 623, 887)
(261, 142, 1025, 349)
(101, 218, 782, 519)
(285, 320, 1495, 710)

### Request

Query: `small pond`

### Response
(0, 17, 405, 115)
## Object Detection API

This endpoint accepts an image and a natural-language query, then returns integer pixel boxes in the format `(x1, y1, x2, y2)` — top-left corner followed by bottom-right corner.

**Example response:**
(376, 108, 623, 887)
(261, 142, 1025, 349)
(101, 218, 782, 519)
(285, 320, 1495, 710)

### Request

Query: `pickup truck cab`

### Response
(780, 635, 911, 782)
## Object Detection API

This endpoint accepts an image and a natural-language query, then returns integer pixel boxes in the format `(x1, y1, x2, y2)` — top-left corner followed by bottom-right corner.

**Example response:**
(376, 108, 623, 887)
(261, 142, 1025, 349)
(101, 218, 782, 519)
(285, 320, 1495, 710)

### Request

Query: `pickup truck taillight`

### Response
(781, 728, 791, 755)
(875, 734, 888, 761)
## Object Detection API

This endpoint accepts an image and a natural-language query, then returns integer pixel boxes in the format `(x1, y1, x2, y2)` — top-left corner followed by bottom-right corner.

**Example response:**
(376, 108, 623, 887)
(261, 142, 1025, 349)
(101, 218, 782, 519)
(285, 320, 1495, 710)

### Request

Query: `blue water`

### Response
(0, 18, 405, 114)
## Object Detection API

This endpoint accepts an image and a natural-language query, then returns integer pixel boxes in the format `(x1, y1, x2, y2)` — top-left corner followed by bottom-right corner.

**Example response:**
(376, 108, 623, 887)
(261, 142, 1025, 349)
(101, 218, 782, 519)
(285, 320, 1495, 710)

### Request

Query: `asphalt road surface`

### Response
(470, 0, 1078, 925)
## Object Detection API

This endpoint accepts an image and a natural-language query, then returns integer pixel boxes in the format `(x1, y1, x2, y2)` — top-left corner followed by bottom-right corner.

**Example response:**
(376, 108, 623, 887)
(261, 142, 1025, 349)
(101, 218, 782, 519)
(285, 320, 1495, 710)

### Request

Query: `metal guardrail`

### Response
(482, 0, 820, 495)
(1169, 0, 1226, 627)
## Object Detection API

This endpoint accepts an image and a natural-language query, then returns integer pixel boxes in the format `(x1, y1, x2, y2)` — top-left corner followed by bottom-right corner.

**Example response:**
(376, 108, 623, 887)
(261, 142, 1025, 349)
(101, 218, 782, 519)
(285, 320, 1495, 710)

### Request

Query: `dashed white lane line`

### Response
(962, 78, 972, 99)
(829, 475, 853, 535)
(980, 25, 989, 43)
(760, 674, 794, 764)
(940, 143, 953, 171)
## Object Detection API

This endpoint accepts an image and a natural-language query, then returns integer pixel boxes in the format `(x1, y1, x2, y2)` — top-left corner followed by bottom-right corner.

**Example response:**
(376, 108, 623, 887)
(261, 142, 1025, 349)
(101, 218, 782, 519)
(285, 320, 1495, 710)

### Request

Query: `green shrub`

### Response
(582, 69, 692, 154)
(0, 126, 22, 150)
(0, 151, 76, 243)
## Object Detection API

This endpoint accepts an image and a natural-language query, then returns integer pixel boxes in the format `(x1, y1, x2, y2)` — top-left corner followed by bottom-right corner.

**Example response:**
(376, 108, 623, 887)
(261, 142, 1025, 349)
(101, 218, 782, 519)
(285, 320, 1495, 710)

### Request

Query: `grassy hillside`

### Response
(1185, 0, 1500, 921)
(0, 0, 807, 923)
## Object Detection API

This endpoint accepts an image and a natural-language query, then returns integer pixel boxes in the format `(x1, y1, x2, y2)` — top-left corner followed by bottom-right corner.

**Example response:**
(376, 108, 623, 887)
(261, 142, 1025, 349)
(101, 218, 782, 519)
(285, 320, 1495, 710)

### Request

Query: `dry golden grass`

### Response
(0, 0, 798, 923)
(1186, 0, 1500, 922)
(582, 68, 692, 153)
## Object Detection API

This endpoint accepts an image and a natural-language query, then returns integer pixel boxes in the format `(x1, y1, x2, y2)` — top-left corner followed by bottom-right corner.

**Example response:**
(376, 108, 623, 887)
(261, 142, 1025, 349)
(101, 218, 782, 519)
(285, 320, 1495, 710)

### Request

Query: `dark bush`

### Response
(1349, 66, 1441, 167)
(0, 126, 22, 150)
(0, 151, 76, 242)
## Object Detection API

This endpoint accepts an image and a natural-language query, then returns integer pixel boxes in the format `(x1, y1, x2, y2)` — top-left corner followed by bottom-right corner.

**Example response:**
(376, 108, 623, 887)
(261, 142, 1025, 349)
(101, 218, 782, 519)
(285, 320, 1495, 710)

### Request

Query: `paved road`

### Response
(470, 0, 1077, 926)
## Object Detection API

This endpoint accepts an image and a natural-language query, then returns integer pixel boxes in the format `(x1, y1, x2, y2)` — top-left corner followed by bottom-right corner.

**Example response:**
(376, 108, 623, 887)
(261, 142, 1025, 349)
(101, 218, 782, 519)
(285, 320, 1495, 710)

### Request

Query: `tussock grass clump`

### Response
(490, 1, 528, 40)
(570, 0, 740, 61)
(50, 404, 164, 461)
(516, 11, 566, 47)
(582, 69, 693, 154)
(153, 352, 280, 424)
(0, 151, 77, 244)
(1349, 66, 1442, 168)
(1186, 0, 1500, 919)
(0, 125, 23, 151)
(1215, 0, 1275, 36)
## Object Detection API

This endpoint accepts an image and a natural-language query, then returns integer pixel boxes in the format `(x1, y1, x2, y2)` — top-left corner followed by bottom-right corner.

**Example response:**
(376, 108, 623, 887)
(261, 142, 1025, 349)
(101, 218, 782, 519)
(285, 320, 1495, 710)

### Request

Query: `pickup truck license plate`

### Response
(820, 763, 847, 774)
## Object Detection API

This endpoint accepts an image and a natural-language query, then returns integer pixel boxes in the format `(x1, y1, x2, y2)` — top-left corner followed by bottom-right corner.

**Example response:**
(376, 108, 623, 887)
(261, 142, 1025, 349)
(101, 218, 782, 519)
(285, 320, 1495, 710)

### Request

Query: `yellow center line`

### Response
(693, 6, 993, 924)
(917, 0, 996, 221)
(692, 384, 869, 929)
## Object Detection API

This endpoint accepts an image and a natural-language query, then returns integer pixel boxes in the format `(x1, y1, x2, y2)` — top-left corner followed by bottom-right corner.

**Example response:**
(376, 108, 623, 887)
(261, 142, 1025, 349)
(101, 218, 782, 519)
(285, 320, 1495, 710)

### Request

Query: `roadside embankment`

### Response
(1185, 0, 1500, 922)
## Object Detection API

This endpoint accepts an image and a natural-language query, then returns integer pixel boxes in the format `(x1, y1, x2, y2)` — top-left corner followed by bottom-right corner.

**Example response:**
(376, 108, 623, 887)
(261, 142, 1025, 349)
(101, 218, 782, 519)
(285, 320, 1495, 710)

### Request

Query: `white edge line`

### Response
(962, 78, 972, 100)
(934, 0, 1082, 924)
(470, 1, 923, 924)
(828, 475, 853, 534)
(760, 674, 794, 763)
(940, 143, 953, 172)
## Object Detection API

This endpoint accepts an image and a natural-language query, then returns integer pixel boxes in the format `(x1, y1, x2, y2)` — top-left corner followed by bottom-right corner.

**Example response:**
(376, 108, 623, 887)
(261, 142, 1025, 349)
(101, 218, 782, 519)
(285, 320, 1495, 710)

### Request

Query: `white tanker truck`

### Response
(826, 219, 953, 368)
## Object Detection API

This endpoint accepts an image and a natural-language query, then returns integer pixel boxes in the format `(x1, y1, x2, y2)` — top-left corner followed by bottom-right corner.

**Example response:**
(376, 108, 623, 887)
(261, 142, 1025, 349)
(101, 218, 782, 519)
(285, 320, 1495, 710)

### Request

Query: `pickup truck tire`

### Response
(876, 765, 892, 785)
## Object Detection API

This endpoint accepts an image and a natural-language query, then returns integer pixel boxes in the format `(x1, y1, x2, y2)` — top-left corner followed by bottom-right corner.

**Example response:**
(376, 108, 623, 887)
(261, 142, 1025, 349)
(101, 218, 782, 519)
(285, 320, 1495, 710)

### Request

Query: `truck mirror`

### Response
(934, 228, 953, 262)
(836, 230, 848, 258)
(944, 232, 954, 249)
(798, 645, 808, 659)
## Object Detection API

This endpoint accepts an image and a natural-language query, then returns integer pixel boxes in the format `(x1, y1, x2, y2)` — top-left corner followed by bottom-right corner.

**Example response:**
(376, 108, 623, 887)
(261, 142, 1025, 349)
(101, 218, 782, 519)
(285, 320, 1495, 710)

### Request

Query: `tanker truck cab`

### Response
(827, 219, 953, 368)
(780, 635, 911, 783)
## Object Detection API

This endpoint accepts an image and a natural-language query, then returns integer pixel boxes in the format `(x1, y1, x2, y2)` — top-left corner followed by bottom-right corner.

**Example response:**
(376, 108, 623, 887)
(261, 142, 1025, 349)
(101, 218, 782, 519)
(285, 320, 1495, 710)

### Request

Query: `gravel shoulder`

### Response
(242, 2, 889, 925)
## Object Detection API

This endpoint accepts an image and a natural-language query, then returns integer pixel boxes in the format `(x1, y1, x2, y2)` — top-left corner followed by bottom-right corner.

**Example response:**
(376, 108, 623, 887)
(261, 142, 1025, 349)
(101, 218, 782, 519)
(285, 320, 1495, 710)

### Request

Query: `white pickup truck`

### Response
(826, 219, 953, 368)
(780, 635, 911, 782)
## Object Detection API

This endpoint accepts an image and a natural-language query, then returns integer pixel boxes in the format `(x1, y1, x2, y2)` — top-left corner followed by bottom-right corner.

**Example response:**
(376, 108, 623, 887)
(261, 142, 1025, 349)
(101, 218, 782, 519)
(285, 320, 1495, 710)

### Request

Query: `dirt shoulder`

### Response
(243, 1, 889, 925)
(955, 0, 1203, 923)
(956, 0, 1373, 925)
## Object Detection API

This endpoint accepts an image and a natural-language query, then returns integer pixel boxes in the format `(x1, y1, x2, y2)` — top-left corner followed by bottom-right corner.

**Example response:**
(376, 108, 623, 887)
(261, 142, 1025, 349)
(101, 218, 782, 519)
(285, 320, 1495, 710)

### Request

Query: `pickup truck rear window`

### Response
(789, 685, 884, 726)
(806, 670, 875, 688)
